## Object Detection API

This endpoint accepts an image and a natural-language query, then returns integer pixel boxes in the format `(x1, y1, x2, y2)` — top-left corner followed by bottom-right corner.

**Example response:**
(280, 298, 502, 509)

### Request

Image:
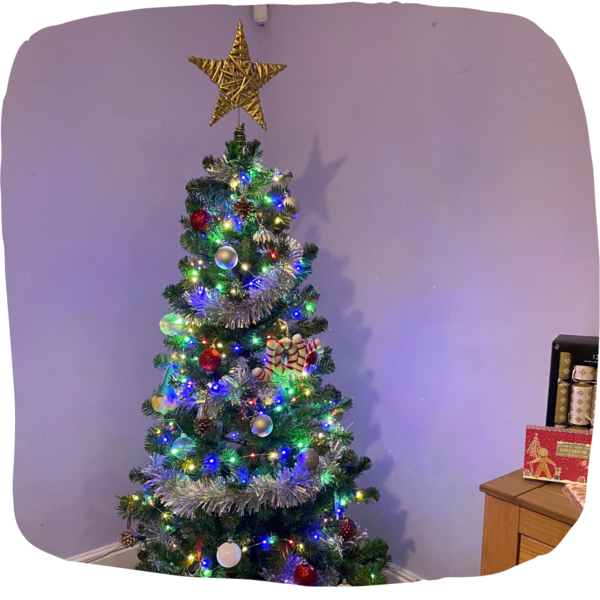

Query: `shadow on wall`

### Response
(292, 138, 416, 569)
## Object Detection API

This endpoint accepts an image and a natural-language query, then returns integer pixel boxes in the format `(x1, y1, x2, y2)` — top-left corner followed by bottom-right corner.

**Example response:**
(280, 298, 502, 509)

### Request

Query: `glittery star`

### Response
(188, 21, 286, 130)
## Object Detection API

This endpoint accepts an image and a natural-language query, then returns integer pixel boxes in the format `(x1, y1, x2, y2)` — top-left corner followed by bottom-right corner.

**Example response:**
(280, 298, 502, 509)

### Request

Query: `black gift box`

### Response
(546, 334, 599, 427)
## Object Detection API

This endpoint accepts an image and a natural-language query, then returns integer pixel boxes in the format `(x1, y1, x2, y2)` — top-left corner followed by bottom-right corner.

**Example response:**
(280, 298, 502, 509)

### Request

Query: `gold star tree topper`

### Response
(188, 21, 286, 130)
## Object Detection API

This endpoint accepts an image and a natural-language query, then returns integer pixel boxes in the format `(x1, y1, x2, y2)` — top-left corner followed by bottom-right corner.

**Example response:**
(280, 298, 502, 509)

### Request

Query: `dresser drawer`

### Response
(518, 535, 553, 564)
(519, 508, 571, 547)
(480, 470, 581, 576)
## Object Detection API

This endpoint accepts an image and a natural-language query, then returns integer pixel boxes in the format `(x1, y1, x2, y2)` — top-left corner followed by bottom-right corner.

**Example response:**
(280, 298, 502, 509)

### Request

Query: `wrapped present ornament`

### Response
(523, 425, 592, 485)
(252, 334, 322, 382)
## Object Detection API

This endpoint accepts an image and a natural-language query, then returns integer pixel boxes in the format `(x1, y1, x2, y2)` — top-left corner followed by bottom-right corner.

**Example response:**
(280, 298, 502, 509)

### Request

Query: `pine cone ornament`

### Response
(194, 416, 213, 435)
(339, 518, 356, 541)
(120, 530, 138, 548)
(233, 197, 255, 220)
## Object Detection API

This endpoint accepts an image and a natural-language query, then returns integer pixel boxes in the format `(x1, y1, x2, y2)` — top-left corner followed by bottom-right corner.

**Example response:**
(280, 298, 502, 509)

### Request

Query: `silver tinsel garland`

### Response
(144, 445, 343, 517)
(174, 359, 272, 409)
(184, 236, 303, 329)
(217, 359, 255, 405)
(142, 521, 178, 549)
(321, 521, 369, 556)
(216, 358, 283, 406)
(204, 155, 292, 190)
(204, 157, 240, 184)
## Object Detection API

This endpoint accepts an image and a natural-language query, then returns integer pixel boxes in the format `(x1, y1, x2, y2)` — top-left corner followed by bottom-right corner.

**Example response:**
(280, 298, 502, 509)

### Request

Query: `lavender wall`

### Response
(3, 4, 597, 580)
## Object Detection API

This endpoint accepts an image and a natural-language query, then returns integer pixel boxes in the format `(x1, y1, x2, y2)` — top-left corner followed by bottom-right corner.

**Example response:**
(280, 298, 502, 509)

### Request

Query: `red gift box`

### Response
(523, 425, 592, 485)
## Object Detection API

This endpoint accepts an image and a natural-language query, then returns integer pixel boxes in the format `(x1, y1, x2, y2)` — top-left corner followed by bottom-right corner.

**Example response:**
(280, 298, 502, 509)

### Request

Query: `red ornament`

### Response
(190, 210, 211, 232)
(199, 348, 221, 372)
(339, 518, 356, 541)
(294, 561, 317, 586)
(305, 351, 318, 366)
(195, 534, 203, 563)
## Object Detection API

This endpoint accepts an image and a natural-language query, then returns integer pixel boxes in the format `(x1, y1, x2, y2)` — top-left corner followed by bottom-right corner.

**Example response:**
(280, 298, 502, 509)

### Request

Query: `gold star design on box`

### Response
(188, 21, 286, 130)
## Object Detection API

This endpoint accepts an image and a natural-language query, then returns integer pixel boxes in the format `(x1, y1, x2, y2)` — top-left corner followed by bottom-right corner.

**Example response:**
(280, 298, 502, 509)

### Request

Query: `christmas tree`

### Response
(118, 21, 391, 586)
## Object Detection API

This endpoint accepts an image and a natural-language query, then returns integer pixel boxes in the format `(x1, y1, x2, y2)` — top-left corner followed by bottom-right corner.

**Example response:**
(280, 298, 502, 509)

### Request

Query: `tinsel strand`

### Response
(144, 445, 343, 517)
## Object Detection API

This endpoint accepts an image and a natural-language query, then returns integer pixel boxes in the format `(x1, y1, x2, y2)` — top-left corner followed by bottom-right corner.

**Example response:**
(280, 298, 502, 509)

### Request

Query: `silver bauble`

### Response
(159, 313, 184, 336)
(250, 414, 273, 437)
(215, 245, 239, 270)
(296, 447, 320, 471)
(283, 196, 301, 214)
(216, 539, 242, 568)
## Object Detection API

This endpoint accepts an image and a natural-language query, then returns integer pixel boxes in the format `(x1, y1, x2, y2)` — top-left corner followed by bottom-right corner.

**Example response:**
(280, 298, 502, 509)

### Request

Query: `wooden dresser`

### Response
(479, 470, 582, 575)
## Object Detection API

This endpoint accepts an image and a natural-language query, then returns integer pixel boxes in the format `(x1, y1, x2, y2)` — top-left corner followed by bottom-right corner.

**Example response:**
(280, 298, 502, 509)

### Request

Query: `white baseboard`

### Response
(68, 543, 422, 582)
(67, 542, 139, 569)
(385, 562, 422, 583)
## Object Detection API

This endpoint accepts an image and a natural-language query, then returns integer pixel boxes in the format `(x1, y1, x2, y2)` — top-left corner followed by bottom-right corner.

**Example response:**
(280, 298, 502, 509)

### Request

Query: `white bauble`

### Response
(283, 196, 301, 214)
(216, 539, 242, 568)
